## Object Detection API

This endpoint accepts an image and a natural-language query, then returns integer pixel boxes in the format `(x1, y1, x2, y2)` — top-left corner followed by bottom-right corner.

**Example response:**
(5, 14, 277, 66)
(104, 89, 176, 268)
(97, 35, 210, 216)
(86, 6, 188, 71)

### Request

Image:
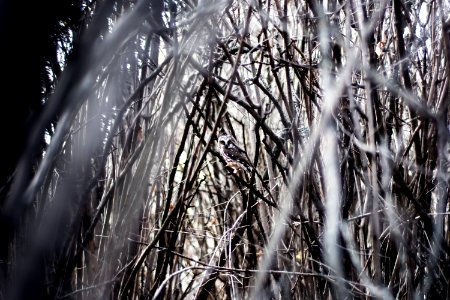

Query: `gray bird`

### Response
(218, 134, 252, 174)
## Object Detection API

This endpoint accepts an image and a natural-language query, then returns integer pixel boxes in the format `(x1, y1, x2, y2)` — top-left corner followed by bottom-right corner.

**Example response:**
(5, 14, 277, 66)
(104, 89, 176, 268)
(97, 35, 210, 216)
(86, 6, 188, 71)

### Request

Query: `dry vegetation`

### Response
(1, 0, 450, 299)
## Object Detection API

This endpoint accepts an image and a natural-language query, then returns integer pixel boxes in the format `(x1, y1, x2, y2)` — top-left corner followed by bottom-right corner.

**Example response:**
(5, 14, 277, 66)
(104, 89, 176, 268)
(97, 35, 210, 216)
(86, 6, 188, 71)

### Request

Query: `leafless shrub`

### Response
(1, 0, 449, 299)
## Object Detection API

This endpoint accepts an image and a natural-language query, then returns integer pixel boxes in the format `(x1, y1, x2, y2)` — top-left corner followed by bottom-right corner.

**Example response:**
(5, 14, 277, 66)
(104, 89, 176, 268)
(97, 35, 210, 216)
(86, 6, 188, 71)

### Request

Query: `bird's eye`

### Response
(219, 140, 225, 145)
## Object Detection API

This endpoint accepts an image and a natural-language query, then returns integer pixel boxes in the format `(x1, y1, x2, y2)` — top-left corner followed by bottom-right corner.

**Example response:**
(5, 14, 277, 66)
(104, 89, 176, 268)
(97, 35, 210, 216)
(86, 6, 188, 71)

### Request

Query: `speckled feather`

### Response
(218, 134, 252, 173)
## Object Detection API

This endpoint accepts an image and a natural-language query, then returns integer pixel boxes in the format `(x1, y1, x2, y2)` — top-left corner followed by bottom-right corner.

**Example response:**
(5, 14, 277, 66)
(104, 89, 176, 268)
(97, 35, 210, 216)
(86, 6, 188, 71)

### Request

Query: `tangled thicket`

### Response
(1, 0, 450, 299)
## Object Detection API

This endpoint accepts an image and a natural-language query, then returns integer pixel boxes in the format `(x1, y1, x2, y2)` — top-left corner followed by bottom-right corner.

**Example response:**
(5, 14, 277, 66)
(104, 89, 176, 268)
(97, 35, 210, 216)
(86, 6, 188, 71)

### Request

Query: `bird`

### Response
(218, 134, 252, 174)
